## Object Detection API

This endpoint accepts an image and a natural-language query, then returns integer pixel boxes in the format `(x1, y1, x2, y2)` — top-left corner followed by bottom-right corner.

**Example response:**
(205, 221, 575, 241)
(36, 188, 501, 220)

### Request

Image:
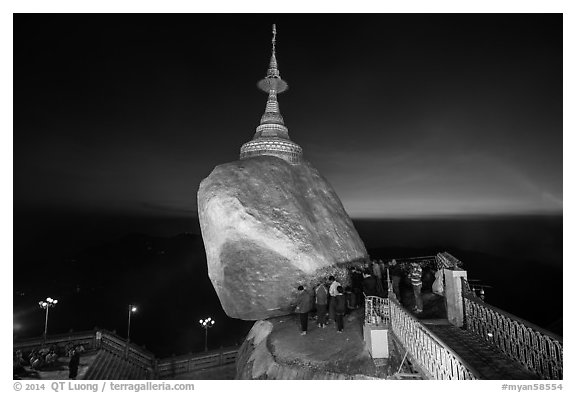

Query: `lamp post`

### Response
(125, 304, 137, 359)
(199, 317, 215, 351)
(38, 297, 58, 346)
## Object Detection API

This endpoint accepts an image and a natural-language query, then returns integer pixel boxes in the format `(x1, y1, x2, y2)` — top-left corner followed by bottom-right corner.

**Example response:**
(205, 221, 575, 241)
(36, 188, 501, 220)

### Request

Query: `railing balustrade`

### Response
(156, 348, 238, 379)
(14, 330, 97, 353)
(388, 296, 478, 380)
(436, 252, 463, 269)
(461, 279, 563, 380)
(364, 296, 390, 326)
(99, 330, 155, 374)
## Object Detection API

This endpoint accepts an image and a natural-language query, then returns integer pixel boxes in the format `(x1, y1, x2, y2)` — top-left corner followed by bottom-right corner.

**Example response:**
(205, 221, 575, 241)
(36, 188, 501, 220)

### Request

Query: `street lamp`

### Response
(199, 317, 215, 351)
(125, 304, 137, 358)
(38, 297, 58, 345)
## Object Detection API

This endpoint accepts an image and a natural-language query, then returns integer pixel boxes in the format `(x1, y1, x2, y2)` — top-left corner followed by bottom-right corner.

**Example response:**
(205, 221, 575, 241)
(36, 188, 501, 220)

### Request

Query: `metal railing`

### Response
(385, 252, 458, 272)
(436, 252, 463, 269)
(156, 348, 239, 379)
(14, 330, 98, 353)
(98, 330, 156, 375)
(462, 279, 563, 380)
(388, 296, 478, 380)
(364, 296, 390, 326)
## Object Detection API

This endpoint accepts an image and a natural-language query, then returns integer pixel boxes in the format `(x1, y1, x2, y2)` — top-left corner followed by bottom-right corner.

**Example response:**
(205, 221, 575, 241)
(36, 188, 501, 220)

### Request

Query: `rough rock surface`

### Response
(198, 156, 368, 320)
(236, 312, 378, 379)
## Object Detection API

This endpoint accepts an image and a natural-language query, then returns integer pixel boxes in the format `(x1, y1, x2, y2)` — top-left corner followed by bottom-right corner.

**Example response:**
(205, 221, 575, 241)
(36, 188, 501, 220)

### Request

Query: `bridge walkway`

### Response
(421, 319, 538, 380)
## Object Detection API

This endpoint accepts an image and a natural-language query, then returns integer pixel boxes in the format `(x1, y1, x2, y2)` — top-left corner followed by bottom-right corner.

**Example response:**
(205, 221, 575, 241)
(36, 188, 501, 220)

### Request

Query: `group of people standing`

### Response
(358, 258, 425, 313)
(294, 276, 359, 335)
(293, 258, 433, 334)
(13, 344, 82, 379)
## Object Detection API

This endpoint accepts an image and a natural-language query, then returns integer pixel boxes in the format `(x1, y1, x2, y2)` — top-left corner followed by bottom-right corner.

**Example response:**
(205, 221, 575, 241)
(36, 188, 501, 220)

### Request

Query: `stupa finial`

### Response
(272, 24, 276, 55)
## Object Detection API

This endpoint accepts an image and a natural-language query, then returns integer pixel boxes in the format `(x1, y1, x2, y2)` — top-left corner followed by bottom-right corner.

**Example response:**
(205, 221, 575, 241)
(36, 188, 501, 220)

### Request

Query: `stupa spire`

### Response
(240, 24, 303, 165)
(267, 24, 280, 78)
(272, 23, 276, 53)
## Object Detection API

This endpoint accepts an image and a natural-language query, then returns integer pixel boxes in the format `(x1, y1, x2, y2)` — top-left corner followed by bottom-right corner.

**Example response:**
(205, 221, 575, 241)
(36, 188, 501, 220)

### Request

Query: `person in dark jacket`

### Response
(362, 272, 378, 296)
(295, 285, 313, 335)
(370, 260, 385, 296)
(68, 348, 80, 379)
(334, 286, 347, 333)
(388, 259, 402, 300)
(350, 266, 363, 290)
(345, 286, 357, 314)
(315, 282, 328, 328)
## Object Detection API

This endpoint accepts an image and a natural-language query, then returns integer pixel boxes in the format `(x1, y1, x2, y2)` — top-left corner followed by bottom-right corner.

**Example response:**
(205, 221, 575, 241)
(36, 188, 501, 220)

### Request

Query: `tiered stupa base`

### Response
(240, 137, 303, 165)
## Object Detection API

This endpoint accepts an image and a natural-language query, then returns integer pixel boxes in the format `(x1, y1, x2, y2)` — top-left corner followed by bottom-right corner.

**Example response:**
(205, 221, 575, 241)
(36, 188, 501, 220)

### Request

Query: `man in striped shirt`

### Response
(409, 262, 423, 314)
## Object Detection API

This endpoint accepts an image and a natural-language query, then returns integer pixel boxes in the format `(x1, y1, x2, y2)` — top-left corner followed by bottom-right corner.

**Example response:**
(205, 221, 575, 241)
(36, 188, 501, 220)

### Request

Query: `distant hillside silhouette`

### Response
(14, 214, 562, 355)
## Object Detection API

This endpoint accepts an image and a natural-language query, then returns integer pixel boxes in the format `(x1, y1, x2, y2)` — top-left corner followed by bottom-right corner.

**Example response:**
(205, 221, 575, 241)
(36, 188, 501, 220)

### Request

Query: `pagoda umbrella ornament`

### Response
(38, 297, 58, 345)
(199, 317, 215, 351)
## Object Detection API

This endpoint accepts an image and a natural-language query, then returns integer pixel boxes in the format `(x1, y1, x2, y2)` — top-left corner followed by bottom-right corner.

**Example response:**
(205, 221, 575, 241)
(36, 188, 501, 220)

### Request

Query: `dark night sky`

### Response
(14, 14, 562, 236)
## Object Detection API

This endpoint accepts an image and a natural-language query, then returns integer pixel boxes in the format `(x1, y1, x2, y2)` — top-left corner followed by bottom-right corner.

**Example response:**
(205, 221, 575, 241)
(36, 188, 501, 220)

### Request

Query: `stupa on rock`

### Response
(239, 24, 303, 165)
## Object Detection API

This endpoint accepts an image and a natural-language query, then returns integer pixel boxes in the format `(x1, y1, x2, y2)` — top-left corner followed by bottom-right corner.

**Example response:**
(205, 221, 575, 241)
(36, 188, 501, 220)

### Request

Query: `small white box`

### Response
(363, 325, 389, 359)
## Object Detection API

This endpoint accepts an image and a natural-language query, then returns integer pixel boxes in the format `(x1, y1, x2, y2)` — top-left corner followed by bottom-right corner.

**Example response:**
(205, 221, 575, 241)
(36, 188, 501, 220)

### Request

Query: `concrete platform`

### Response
(236, 309, 379, 379)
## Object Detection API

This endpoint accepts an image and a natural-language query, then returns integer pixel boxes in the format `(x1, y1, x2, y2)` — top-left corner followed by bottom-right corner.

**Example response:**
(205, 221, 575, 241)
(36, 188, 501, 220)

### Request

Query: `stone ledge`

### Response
(236, 311, 379, 380)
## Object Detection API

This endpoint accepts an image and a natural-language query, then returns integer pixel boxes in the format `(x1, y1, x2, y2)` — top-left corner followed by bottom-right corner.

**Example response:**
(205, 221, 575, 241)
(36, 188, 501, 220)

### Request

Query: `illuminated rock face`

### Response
(197, 156, 368, 320)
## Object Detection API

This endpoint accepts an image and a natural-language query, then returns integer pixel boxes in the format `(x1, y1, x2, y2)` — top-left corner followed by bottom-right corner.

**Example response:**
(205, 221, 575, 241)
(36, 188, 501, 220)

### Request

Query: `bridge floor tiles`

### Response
(422, 322, 537, 380)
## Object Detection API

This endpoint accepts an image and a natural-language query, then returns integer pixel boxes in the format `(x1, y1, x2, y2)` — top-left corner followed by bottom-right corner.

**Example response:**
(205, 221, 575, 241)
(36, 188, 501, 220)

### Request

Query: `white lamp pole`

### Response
(38, 297, 58, 346)
(125, 304, 137, 358)
(199, 317, 215, 351)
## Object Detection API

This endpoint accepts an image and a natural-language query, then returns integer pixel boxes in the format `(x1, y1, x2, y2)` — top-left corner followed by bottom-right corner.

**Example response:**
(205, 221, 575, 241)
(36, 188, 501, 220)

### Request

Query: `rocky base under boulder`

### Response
(236, 310, 379, 379)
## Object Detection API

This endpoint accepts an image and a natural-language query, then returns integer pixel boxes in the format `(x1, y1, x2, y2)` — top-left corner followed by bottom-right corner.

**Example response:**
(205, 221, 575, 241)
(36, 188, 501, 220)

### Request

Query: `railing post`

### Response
(444, 268, 467, 328)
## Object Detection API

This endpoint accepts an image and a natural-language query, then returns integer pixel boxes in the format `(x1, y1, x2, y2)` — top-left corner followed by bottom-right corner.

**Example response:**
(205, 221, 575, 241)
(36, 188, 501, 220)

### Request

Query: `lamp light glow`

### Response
(199, 316, 216, 351)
